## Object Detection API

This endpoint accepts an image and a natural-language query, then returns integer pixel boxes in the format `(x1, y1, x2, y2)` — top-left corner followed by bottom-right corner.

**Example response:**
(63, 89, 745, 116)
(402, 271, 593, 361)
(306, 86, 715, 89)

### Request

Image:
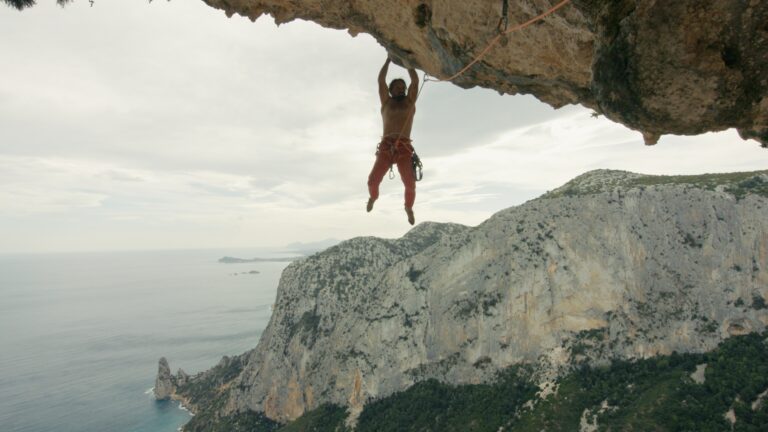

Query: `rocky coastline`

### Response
(157, 169, 768, 430)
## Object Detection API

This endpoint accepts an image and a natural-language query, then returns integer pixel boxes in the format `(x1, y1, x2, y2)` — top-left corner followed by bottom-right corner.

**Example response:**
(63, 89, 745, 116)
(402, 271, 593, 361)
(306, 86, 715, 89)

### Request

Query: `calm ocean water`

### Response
(0, 248, 290, 432)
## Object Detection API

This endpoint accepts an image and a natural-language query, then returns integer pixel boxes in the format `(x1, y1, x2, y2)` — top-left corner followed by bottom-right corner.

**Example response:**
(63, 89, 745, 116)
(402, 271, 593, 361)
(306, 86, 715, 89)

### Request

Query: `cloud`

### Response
(0, 1, 765, 253)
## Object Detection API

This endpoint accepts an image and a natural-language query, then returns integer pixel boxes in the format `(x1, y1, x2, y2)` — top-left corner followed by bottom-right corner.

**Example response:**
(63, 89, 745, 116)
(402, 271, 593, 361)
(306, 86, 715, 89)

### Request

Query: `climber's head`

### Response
(389, 78, 407, 100)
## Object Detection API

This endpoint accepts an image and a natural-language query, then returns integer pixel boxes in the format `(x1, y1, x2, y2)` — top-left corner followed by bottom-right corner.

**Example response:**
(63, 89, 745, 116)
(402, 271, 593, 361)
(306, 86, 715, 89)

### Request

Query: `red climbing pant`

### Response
(367, 137, 416, 209)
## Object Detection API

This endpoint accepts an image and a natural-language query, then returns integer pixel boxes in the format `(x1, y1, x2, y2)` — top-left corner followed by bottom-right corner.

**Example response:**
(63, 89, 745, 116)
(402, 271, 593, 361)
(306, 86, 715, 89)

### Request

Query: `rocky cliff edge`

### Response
(160, 169, 768, 428)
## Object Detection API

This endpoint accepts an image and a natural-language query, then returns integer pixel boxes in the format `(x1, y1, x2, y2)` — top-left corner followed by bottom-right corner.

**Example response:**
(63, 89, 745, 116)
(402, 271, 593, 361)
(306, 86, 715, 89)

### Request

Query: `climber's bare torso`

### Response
(379, 58, 419, 140)
(382, 97, 416, 139)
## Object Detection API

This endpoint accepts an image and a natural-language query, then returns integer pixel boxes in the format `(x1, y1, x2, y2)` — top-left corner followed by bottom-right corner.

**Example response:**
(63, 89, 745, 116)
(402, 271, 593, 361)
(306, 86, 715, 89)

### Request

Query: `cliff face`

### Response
(201, 0, 768, 146)
(170, 169, 768, 426)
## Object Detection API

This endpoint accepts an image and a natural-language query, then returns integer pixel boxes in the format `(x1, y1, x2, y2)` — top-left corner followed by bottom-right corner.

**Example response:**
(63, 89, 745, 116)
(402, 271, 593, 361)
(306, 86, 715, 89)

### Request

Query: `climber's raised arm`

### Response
(378, 57, 391, 105)
(407, 68, 419, 103)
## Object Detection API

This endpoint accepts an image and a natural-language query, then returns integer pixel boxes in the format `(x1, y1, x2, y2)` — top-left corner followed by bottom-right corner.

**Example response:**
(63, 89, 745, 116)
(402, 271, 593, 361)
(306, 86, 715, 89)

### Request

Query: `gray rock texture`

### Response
(172, 169, 768, 424)
(176, 368, 190, 387)
(200, 0, 768, 147)
(154, 357, 174, 400)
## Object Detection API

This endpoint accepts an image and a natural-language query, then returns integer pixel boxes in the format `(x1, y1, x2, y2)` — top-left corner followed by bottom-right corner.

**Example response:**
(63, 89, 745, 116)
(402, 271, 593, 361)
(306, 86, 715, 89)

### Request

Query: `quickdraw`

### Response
(498, 0, 509, 34)
(412, 152, 423, 182)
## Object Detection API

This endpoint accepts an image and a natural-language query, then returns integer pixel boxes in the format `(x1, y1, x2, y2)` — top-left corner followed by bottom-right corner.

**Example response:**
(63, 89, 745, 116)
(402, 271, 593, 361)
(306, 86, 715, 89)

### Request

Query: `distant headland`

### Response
(218, 256, 303, 264)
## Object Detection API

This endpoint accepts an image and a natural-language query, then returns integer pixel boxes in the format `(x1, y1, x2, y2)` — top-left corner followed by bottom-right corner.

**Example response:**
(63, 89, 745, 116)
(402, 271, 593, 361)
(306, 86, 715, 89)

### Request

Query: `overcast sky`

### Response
(1, 0, 765, 254)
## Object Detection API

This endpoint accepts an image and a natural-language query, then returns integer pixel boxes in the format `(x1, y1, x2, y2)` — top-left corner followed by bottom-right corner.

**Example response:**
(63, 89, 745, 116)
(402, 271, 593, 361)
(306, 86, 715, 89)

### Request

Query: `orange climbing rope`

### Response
(427, 0, 572, 84)
(388, 0, 572, 177)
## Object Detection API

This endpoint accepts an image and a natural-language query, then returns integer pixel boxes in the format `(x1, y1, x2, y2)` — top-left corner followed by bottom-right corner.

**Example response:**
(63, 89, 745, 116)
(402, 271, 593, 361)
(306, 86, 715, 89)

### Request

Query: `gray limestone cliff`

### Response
(163, 169, 768, 427)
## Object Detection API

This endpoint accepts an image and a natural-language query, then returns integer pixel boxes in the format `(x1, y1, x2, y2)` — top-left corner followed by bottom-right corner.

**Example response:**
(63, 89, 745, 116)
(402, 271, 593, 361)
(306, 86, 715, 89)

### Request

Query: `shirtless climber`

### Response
(366, 57, 420, 225)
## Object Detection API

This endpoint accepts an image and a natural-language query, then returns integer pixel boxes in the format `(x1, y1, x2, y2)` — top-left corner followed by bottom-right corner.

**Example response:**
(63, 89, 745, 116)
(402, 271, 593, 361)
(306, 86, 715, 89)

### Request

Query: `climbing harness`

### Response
(378, 137, 418, 180)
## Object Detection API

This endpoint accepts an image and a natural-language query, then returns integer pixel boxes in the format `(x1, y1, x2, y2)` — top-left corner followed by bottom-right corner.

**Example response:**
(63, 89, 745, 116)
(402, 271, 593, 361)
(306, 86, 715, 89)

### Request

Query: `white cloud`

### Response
(0, 1, 765, 253)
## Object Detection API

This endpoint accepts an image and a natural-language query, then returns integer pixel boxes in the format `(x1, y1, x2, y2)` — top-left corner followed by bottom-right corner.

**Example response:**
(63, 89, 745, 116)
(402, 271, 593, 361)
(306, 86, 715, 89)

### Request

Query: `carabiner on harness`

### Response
(412, 152, 423, 182)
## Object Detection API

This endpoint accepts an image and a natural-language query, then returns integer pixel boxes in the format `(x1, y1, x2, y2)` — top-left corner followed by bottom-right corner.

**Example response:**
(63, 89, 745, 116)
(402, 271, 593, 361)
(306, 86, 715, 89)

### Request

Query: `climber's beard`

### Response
(392, 94, 407, 102)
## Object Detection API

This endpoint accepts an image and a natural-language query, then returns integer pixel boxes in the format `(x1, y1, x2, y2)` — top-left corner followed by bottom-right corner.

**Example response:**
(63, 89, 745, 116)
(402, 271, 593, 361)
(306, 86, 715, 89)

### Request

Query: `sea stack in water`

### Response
(154, 357, 174, 400)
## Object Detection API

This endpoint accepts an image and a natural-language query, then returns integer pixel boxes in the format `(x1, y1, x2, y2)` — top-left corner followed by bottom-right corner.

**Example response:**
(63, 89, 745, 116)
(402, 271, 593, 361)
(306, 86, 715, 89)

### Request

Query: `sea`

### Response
(0, 248, 293, 432)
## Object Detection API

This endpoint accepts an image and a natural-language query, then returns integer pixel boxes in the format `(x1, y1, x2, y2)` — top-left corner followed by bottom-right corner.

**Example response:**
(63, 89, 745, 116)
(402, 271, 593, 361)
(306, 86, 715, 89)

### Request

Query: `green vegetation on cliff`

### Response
(355, 366, 537, 432)
(513, 332, 768, 432)
(259, 332, 768, 432)
(278, 404, 348, 432)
